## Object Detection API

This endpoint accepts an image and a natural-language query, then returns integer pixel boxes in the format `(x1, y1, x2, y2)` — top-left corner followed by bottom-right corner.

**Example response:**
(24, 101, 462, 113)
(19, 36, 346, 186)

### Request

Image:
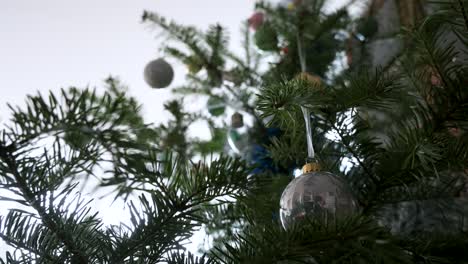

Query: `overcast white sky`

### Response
(0, 0, 353, 257)
(0, 0, 255, 125)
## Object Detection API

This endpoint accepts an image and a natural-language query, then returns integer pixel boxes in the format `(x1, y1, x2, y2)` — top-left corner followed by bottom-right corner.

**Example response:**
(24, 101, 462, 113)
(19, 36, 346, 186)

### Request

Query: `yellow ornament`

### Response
(295, 72, 322, 86)
(185, 56, 203, 74)
(187, 63, 202, 74)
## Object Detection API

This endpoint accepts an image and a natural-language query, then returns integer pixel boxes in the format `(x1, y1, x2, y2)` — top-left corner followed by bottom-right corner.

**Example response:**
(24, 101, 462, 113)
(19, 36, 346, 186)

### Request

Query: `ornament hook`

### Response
(297, 33, 315, 160)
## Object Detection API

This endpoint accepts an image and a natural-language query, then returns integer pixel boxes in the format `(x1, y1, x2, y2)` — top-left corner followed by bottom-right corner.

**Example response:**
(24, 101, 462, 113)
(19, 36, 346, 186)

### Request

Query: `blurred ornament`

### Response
(185, 55, 203, 74)
(346, 49, 353, 66)
(345, 33, 362, 67)
(249, 127, 282, 174)
(223, 68, 244, 86)
(280, 162, 357, 229)
(231, 112, 244, 128)
(356, 16, 378, 39)
(295, 72, 322, 86)
(447, 122, 463, 138)
(280, 46, 289, 55)
(254, 24, 279, 51)
(431, 74, 442, 86)
(377, 198, 468, 235)
(422, 65, 443, 87)
(207, 97, 226, 117)
(248, 12, 264, 30)
(250, 144, 272, 173)
(144, 58, 174, 88)
(279, 0, 302, 9)
(63, 127, 93, 150)
(226, 127, 250, 157)
(430, 69, 442, 86)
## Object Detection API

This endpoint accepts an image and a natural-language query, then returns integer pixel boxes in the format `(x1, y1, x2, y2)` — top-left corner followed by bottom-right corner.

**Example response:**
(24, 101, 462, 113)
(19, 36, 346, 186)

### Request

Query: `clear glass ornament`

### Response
(280, 171, 357, 229)
(226, 127, 250, 159)
(207, 97, 226, 117)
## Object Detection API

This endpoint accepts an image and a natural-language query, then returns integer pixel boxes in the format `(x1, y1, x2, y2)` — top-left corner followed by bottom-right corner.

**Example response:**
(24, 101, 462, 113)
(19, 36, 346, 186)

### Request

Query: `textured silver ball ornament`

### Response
(143, 58, 174, 88)
(280, 163, 357, 229)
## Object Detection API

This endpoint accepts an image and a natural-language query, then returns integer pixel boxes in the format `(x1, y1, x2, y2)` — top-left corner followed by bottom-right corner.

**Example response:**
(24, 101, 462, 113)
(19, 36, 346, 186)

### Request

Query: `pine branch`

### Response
(108, 193, 196, 263)
(142, 11, 209, 64)
(212, 217, 412, 263)
(143, 11, 227, 86)
(327, 117, 379, 185)
(241, 22, 252, 70)
(0, 226, 58, 263)
(0, 145, 90, 263)
(165, 251, 215, 264)
(109, 155, 251, 262)
(206, 24, 228, 66)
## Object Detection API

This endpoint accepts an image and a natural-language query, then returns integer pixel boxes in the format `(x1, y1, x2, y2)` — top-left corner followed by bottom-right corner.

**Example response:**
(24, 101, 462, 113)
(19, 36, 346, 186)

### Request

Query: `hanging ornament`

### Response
(280, 46, 289, 55)
(254, 24, 279, 52)
(248, 12, 264, 31)
(295, 72, 322, 86)
(226, 112, 249, 157)
(430, 73, 442, 86)
(249, 127, 282, 174)
(345, 35, 355, 66)
(226, 126, 250, 158)
(279, 0, 302, 10)
(426, 66, 442, 87)
(223, 68, 244, 86)
(280, 162, 357, 229)
(356, 16, 378, 39)
(207, 97, 226, 117)
(377, 198, 468, 235)
(64, 129, 92, 150)
(280, 31, 358, 230)
(231, 112, 244, 128)
(143, 58, 174, 88)
(447, 122, 463, 138)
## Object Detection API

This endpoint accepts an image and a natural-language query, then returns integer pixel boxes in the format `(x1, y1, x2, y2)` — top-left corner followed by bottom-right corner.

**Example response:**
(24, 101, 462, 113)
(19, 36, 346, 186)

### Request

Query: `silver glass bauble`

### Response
(280, 164, 357, 229)
(143, 58, 174, 88)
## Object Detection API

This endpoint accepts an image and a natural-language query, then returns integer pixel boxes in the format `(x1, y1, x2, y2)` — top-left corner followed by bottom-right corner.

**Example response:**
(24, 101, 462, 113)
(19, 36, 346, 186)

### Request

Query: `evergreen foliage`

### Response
(1, 0, 468, 263)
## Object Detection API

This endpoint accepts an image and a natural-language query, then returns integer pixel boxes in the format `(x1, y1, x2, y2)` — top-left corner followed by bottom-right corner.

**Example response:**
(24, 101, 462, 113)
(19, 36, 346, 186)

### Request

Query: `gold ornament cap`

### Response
(302, 162, 321, 174)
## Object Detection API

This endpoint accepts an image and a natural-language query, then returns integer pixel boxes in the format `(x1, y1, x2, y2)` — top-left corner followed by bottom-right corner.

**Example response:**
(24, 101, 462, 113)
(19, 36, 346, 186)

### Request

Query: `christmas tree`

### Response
(1, 0, 468, 263)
